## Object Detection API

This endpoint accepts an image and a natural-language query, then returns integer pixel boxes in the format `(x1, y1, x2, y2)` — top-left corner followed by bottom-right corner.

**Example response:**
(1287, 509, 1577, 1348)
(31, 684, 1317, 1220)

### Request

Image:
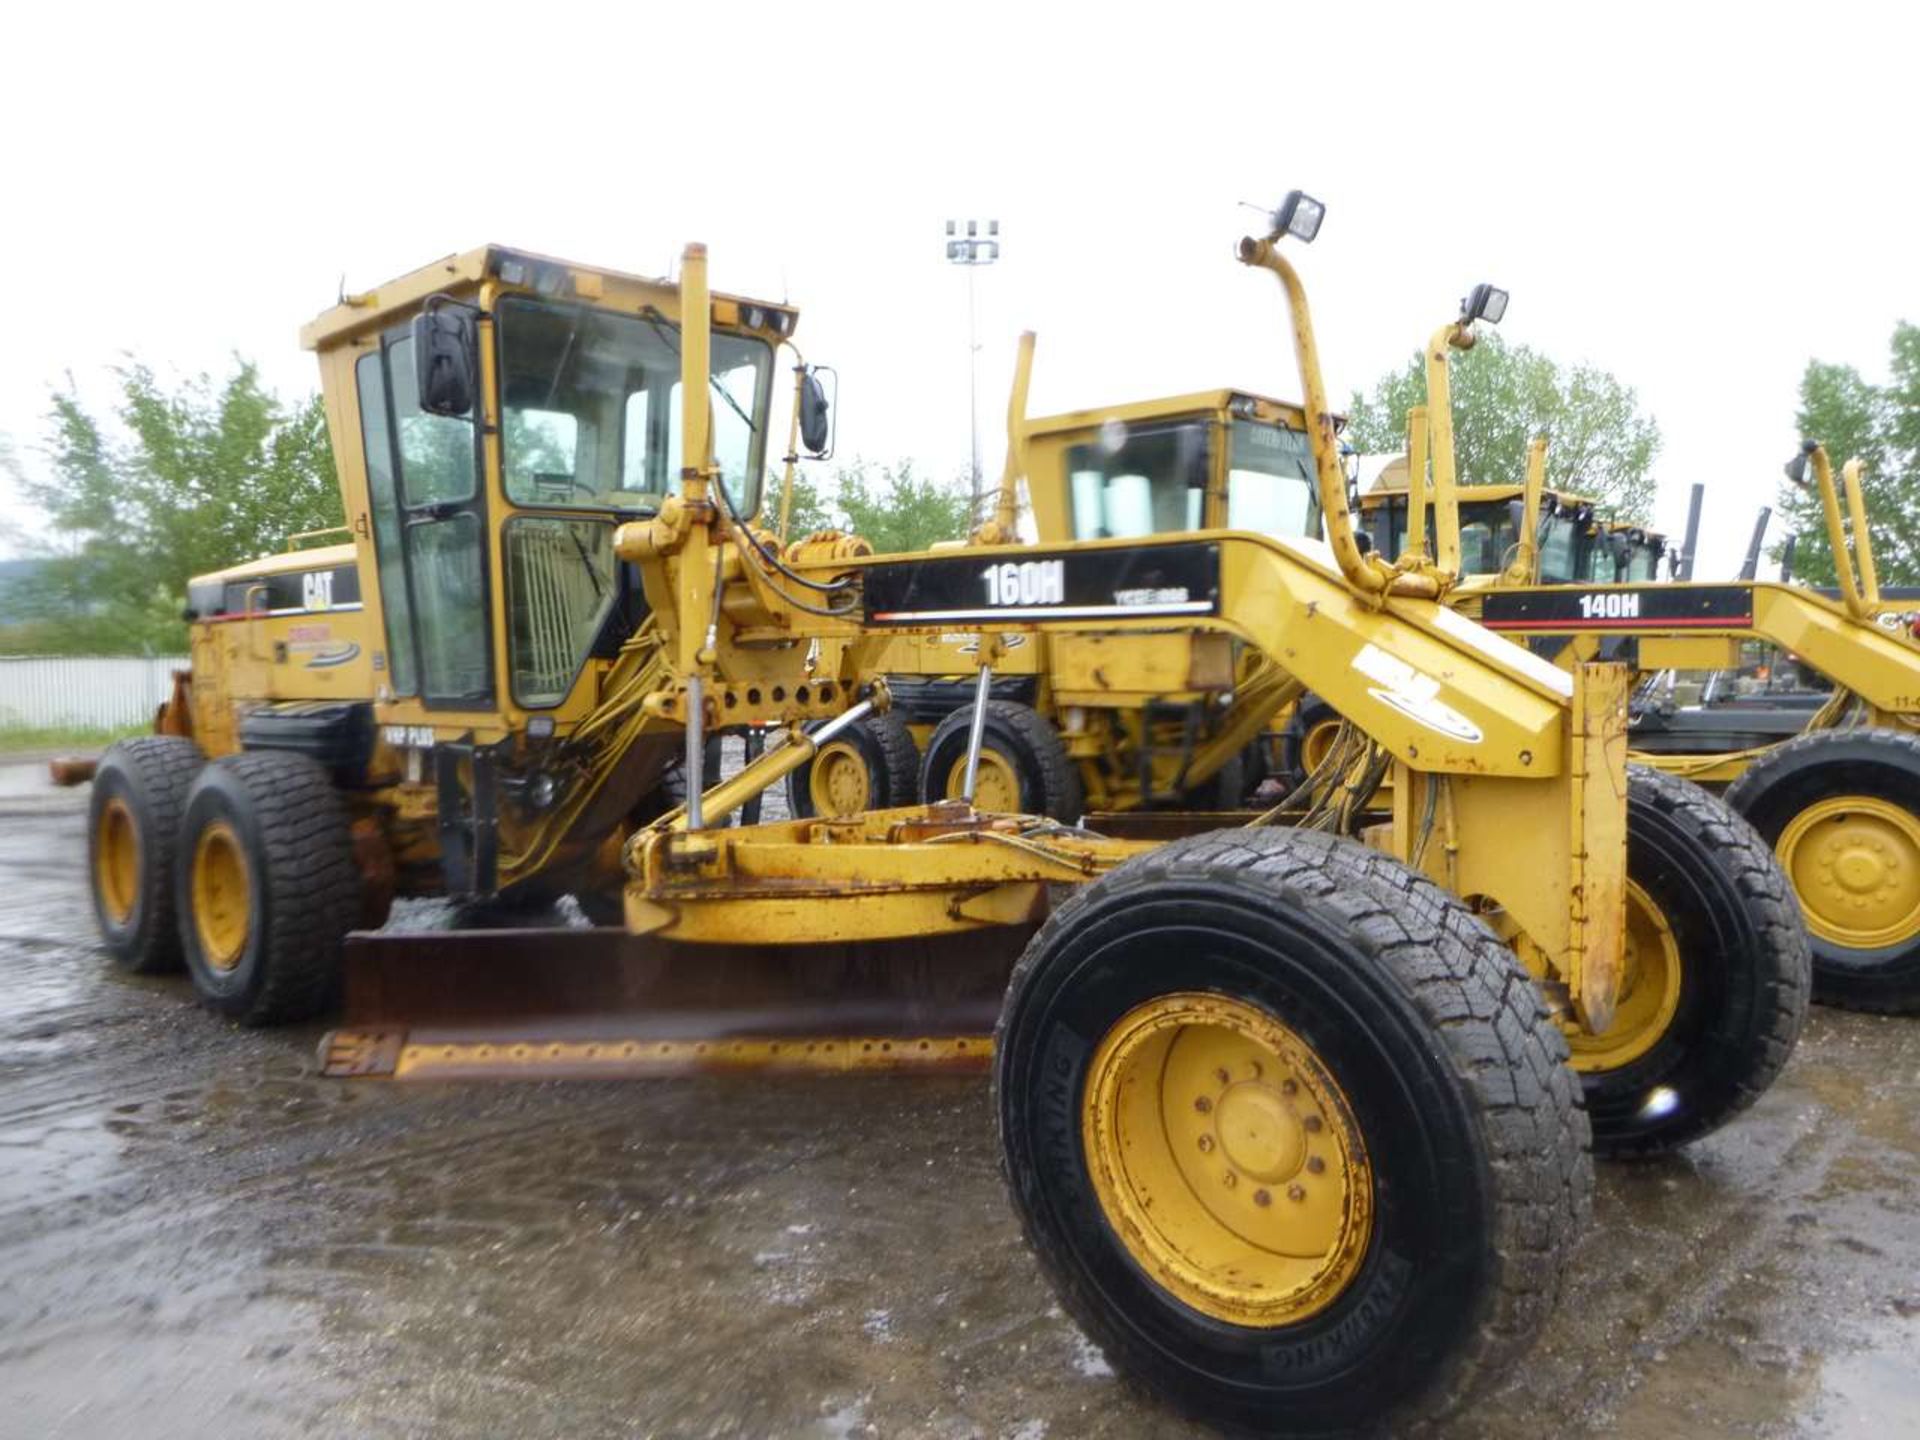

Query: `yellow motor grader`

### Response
(77, 199, 1810, 1436)
(1361, 297, 1920, 1014)
(780, 366, 1319, 821)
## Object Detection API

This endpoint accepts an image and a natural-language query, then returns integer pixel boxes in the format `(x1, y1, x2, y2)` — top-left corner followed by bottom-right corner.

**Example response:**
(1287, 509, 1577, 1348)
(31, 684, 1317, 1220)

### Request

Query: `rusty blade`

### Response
(321, 926, 1025, 1080)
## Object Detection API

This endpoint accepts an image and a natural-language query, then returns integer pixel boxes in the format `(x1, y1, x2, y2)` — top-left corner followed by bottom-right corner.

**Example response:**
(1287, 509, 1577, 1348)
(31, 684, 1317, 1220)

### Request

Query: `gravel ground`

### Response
(1, 755, 1917, 1438)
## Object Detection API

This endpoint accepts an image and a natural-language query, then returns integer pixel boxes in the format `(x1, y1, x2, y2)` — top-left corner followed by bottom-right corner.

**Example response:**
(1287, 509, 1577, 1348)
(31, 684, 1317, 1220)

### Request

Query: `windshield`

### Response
(1537, 514, 1582, 584)
(1625, 542, 1663, 581)
(495, 296, 773, 518)
(1226, 420, 1322, 539)
(1066, 420, 1208, 539)
(1456, 500, 1520, 577)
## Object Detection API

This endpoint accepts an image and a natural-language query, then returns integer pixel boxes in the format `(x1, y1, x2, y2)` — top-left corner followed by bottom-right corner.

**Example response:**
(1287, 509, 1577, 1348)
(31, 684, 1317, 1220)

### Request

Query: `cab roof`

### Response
(1026, 389, 1316, 439)
(299, 244, 798, 352)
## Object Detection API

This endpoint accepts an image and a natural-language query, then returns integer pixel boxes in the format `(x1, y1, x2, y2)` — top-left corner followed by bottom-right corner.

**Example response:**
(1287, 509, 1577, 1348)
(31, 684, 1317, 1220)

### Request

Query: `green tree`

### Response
(829, 460, 972, 554)
(1777, 322, 1920, 586)
(766, 466, 832, 541)
(0, 360, 340, 654)
(1344, 333, 1662, 523)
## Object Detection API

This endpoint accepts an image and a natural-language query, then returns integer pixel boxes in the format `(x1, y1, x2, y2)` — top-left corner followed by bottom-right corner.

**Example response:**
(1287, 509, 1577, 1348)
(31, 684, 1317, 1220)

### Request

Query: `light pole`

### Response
(945, 218, 1000, 515)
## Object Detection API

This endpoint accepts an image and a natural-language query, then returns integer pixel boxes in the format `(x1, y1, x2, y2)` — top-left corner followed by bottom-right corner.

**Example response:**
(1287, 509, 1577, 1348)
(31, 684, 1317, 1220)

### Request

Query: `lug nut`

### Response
(1215, 1067, 1231, 1086)
(1303, 1114, 1323, 1133)
(1281, 1079, 1298, 1095)
(1223, 1172, 1238, 1189)
(1194, 1096, 1213, 1114)
(1306, 1155, 1326, 1174)
(1197, 1135, 1214, 1153)
(1254, 1189, 1271, 1207)
(1288, 1184, 1306, 1202)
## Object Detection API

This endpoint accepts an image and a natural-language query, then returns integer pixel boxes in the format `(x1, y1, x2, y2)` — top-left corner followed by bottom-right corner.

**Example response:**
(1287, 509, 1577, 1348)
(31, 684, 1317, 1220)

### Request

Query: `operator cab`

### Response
(299, 246, 801, 721)
(1023, 390, 1328, 545)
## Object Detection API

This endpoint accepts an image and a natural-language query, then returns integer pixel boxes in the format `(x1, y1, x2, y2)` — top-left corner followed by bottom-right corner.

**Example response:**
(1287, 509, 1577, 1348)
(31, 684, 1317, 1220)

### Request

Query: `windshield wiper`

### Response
(639, 305, 756, 434)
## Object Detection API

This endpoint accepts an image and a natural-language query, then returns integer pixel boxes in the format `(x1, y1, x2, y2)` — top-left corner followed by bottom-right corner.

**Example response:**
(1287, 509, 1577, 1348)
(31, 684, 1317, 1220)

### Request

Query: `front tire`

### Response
(1572, 766, 1810, 1158)
(996, 828, 1589, 1437)
(1723, 727, 1920, 1013)
(920, 700, 1082, 822)
(88, 736, 204, 973)
(174, 751, 360, 1025)
(786, 710, 920, 818)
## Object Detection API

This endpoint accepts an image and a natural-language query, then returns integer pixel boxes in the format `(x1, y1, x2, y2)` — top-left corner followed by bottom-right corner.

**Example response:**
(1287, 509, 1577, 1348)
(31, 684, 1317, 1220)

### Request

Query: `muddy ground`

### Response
(0, 756, 1916, 1439)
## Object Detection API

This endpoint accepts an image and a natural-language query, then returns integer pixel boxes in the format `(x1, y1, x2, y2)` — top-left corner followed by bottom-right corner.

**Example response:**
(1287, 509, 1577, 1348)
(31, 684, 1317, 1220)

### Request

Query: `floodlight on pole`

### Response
(945, 218, 1001, 514)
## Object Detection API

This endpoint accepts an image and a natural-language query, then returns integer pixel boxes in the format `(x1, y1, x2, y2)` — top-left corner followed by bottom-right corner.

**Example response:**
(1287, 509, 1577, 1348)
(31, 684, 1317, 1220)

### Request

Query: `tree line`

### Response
(2, 323, 1907, 656)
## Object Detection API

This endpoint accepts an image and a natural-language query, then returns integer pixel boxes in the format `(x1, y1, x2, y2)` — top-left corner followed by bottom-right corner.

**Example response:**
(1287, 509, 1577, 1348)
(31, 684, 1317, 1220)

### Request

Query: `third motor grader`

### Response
(1362, 290, 1920, 1014)
(80, 197, 1808, 1436)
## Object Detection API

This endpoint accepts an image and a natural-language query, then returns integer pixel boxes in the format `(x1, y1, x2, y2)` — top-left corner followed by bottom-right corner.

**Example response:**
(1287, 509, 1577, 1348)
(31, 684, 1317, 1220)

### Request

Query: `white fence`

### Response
(0, 655, 189, 731)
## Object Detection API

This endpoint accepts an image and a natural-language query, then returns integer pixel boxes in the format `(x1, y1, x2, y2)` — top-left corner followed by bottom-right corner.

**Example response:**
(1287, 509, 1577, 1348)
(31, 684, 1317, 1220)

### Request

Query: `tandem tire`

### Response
(920, 700, 1082, 822)
(1723, 726, 1920, 1013)
(995, 827, 1590, 1438)
(173, 751, 361, 1025)
(1571, 766, 1810, 1158)
(88, 736, 205, 974)
(786, 710, 920, 818)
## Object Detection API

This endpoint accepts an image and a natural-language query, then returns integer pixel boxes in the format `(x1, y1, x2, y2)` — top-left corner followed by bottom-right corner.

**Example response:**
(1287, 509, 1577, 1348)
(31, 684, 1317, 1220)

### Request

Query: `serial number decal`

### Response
(863, 543, 1221, 626)
(1480, 585, 1753, 632)
(1576, 591, 1639, 620)
(1353, 644, 1483, 744)
(982, 559, 1065, 607)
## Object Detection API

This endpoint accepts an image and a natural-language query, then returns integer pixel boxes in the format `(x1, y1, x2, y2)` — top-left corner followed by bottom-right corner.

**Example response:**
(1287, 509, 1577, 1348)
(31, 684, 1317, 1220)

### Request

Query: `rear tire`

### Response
(1573, 766, 1810, 1158)
(786, 710, 920, 818)
(1723, 727, 1920, 1013)
(920, 700, 1082, 822)
(174, 751, 360, 1025)
(996, 828, 1589, 1437)
(88, 736, 204, 974)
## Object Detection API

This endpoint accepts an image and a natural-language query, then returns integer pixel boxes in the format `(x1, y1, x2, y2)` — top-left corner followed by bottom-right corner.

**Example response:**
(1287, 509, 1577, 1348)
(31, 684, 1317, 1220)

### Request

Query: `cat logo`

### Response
(302, 570, 335, 611)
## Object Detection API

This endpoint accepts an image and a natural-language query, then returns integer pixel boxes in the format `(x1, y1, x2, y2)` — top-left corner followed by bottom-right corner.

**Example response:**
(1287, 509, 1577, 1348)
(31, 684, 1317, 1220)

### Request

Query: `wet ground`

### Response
(0, 755, 1916, 1438)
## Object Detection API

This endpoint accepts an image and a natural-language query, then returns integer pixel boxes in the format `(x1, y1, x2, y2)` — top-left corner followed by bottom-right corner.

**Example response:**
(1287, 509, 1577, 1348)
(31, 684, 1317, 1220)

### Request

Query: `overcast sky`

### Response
(3, 1, 1915, 581)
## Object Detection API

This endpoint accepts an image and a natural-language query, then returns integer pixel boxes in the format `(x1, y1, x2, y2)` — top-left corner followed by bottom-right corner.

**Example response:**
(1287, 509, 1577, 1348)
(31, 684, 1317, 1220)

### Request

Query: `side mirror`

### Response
(1507, 498, 1527, 535)
(799, 367, 834, 458)
(411, 302, 477, 418)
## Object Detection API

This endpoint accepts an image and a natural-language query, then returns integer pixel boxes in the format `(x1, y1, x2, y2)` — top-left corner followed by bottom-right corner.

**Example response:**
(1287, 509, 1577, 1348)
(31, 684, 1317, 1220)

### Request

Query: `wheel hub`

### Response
(812, 741, 871, 817)
(1778, 796, 1920, 949)
(946, 751, 1021, 813)
(191, 820, 251, 972)
(95, 797, 139, 926)
(1565, 879, 1683, 1073)
(1082, 992, 1372, 1327)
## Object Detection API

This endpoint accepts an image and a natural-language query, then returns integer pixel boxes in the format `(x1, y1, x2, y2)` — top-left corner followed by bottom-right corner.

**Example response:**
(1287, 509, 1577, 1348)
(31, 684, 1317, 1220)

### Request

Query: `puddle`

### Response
(1811, 1312, 1920, 1438)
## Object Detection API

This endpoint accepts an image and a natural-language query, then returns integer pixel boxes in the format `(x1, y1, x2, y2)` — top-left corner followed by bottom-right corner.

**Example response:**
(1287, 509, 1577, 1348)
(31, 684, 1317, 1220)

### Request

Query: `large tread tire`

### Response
(785, 710, 921, 818)
(1722, 726, 1920, 1013)
(919, 699, 1082, 822)
(87, 736, 204, 974)
(1582, 766, 1811, 1158)
(995, 827, 1590, 1438)
(174, 751, 360, 1025)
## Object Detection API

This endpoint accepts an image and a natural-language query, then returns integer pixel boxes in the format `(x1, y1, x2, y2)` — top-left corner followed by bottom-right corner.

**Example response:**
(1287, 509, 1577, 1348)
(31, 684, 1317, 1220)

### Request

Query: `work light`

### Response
(1271, 191, 1325, 243)
(1464, 283, 1508, 325)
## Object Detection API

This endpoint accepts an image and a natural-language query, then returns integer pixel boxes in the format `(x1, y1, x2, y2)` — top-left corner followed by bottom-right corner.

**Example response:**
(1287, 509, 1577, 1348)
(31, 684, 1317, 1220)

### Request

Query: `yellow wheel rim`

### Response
(95, 797, 139, 926)
(808, 739, 874, 817)
(191, 821, 251, 972)
(1082, 992, 1373, 1327)
(1776, 795, 1920, 950)
(1300, 718, 1343, 776)
(1566, 880, 1683, 1073)
(945, 750, 1022, 813)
